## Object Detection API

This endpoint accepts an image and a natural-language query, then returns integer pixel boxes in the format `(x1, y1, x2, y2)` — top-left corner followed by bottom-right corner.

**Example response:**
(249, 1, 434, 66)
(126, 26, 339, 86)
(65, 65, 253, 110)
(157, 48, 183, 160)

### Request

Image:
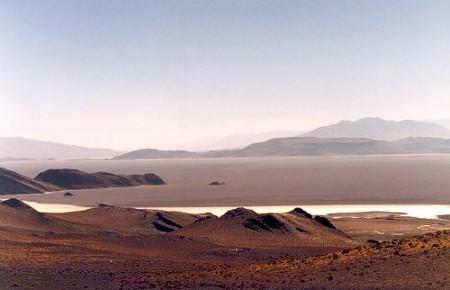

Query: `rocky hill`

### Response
(177, 207, 358, 248)
(0, 167, 166, 195)
(0, 198, 76, 232)
(35, 168, 166, 189)
(0, 167, 61, 195)
(50, 204, 215, 235)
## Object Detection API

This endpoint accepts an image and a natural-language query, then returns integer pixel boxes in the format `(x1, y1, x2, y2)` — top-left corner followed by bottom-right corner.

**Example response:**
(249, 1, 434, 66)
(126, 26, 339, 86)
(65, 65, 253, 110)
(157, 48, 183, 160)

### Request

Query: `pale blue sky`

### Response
(1, 0, 449, 149)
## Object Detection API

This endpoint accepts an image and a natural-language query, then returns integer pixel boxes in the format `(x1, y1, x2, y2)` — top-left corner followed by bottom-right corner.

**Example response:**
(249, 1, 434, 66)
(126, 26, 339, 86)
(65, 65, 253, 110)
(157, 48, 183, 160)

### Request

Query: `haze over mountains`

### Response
(115, 137, 450, 159)
(425, 119, 450, 130)
(301, 118, 450, 140)
(3, 118, 450, 160)
(0, 137, 123, 160)
(115, 118, 450, 159)
(171, 130, 305, 151)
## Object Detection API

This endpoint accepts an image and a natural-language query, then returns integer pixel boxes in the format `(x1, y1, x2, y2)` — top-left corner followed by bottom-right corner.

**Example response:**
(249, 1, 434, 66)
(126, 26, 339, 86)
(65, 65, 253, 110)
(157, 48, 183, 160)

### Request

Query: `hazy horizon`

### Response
(2, 116, 450, 152)
(1, 1, 449, 150)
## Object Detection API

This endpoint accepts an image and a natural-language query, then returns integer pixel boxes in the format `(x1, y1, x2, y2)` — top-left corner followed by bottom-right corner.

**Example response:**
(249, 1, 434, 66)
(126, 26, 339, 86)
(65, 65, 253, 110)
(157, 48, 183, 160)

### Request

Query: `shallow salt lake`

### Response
(3, 200, 449, 219)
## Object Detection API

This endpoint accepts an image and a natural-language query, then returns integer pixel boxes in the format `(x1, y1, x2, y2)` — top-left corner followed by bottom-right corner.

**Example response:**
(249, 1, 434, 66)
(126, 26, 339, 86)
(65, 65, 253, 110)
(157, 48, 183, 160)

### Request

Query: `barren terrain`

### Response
(1, 198, 449, 289)
(1, 156, 450, 288)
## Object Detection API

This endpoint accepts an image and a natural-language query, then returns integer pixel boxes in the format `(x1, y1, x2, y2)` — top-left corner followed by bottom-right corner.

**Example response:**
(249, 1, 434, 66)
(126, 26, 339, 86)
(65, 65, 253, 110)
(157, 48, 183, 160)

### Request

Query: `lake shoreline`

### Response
(5, 199, 449, 220)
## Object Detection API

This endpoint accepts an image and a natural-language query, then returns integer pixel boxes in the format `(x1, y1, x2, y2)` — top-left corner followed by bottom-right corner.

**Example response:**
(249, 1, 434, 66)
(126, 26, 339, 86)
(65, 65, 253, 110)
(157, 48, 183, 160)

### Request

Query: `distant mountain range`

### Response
(114, 137, 450, 159)
(0, 137, 124, 159)
(424, 119, 450, 130)
(4, 118, 450, 160)
(114, 118, 450, 159)
(114, 148, 202, 160)
(172, 130, 305, 151)
(301, 118, 450, 141)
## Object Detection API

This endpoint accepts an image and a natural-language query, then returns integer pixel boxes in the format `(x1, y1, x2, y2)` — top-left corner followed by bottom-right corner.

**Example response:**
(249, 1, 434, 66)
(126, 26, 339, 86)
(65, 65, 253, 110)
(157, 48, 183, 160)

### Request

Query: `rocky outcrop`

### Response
(209, 181, 226, 185)
(289, 207, 313, 219)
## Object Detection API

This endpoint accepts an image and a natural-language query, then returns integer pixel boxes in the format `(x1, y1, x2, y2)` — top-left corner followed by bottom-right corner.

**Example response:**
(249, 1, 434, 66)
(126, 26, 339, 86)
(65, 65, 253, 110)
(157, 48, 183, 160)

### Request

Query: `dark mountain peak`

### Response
(97, 203, 118, 209)
(141, 173, 166, 185)
(222, 207, 258, 219)
(289, 207, 313, 219)
(2, 198, 33, 210)
(39, 168, 85, 175)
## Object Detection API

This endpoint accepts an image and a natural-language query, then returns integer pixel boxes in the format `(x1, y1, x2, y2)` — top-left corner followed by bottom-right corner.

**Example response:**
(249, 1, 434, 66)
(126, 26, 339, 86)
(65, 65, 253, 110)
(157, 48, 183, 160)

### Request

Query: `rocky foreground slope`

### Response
(0, 199, 449, 288)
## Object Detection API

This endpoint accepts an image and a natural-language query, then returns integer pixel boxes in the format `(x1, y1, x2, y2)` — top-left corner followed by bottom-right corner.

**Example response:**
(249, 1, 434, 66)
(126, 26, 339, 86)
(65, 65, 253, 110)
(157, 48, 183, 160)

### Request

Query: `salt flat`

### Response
(9, 201, 450, 220)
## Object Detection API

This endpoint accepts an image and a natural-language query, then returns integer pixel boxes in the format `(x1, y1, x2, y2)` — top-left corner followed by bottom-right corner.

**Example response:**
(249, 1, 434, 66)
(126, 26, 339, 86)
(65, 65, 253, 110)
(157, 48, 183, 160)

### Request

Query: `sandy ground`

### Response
(0, 207, 449, 289)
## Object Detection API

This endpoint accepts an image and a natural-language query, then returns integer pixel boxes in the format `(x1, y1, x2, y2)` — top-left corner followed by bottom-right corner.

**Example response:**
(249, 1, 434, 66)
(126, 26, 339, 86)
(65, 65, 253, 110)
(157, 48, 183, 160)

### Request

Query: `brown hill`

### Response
(35, 168, 165, 189)
(0, 198, 75, 232)
(50, 204, 215, 235)
(0, 167, 61, 195)
(1, 200, 448, 289)
(177, 207, 359, 248)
